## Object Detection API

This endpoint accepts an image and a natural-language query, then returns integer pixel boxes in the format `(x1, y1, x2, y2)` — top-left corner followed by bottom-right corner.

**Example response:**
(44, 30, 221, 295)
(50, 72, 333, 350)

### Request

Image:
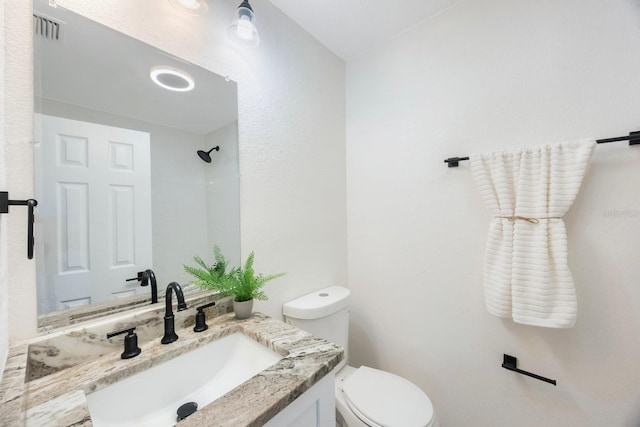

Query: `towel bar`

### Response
(444, 131, 640, 167)
(443, 156, 469, 167)
(502, 354, 556, 386)
(0, 192, 38, 259)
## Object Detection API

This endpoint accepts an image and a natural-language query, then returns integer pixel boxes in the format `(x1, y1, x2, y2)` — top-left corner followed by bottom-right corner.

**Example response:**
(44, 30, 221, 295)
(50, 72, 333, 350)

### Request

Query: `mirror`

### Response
(33, 2, 240, 322)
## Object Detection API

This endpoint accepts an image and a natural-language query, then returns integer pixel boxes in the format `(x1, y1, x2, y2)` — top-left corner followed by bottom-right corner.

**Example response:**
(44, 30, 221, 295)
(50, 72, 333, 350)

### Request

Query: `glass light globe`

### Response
(227, 2, 260, 47)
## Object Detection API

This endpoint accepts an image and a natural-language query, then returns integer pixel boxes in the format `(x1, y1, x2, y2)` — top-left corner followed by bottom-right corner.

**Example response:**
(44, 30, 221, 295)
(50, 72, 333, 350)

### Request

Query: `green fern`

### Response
(183, 245, 231, 293)
(184, 247, 285, 302)
(228, 251, 286, 302)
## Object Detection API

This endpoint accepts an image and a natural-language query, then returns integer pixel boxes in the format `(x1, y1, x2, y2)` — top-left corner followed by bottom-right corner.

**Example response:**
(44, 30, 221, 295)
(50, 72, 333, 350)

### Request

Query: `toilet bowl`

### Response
(283, 286, 440, 427)
(335, 365, 439, 427)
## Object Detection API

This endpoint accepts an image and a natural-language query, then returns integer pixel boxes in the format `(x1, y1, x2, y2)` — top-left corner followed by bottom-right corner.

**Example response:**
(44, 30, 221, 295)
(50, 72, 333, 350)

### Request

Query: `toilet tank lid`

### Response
(283, 286, 350, 320)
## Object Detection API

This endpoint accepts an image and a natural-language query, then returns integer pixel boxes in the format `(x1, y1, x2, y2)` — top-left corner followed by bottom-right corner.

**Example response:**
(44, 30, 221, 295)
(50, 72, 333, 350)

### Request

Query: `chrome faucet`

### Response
(161, 282, 187, 344)
(126, 269, 158, 304)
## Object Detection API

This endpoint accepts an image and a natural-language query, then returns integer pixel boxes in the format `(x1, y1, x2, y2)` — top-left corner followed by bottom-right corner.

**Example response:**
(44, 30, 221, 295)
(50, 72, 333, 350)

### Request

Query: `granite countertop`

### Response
(0, 313, 344, 427)
(38, 284, 213, 332)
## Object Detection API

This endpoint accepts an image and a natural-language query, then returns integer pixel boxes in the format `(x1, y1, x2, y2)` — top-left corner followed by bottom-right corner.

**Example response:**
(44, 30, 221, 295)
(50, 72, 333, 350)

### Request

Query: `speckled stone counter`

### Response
(0, 313, 343, 427)
(38, 284, 214, 332)
(28, 293, 233, 383)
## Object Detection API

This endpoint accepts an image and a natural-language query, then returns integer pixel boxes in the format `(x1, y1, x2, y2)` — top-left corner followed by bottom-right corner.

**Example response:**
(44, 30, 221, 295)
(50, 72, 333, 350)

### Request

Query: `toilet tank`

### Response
(283, 286, 350, 364)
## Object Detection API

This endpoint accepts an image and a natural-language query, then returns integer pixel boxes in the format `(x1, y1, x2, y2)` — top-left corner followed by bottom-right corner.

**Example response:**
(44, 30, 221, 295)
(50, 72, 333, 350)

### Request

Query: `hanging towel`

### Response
(470, 140, 594, 328)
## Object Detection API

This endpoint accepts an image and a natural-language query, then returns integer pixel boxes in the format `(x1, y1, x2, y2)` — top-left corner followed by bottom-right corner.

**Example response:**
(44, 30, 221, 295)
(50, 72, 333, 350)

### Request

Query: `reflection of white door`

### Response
(35, 114, 152, 312)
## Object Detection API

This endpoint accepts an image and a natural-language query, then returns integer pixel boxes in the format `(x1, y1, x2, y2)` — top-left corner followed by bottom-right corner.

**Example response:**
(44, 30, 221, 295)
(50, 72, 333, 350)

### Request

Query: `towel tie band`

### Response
(496, 215, 562, 224)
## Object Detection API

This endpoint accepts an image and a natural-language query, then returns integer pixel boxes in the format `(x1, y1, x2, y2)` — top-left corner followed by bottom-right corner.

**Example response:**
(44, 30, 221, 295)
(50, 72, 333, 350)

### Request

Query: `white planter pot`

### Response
(234, 299, 254, 319)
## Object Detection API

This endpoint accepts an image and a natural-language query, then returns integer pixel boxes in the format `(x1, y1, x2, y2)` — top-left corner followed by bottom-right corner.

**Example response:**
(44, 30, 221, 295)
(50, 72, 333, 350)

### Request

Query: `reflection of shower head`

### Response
(197, 146, 220, 163)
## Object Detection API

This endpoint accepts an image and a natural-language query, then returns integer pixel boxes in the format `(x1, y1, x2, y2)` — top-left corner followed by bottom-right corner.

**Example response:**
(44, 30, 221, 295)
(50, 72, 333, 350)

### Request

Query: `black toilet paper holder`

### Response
(502, 354, 556, 386)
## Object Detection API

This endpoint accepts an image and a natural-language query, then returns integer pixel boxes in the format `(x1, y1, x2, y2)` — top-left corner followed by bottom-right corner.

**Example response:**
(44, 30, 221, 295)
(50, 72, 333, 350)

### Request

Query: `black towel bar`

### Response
(445, 131, 640, 167)
(0, 192, 38, 259)
(595, 131, 640, 145)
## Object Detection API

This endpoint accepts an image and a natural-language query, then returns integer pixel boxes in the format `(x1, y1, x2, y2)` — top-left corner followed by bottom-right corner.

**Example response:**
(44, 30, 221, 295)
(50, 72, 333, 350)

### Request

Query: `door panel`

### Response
(35, 114, 152, 312)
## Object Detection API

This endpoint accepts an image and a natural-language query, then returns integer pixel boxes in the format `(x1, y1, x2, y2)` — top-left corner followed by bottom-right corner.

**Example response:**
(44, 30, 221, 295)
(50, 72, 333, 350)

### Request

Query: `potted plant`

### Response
(184, 246, 285, 319)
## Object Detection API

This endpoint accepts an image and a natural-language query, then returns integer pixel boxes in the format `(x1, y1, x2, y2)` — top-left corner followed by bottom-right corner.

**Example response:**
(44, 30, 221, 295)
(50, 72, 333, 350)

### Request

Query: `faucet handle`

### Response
(194, 301, 216, 333)
(107, 327, 142, 359)
(125, 271, 144, 282)
(197, 301, 216, 310)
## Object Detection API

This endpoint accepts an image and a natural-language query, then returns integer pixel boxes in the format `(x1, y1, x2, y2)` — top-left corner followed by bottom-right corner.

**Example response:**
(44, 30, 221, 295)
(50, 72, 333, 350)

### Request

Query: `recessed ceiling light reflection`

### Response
(150, 66, 195, 92)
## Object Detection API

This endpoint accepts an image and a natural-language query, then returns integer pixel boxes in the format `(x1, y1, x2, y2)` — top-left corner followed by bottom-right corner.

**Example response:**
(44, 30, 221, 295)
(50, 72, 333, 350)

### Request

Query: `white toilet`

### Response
(283, 286, 440, 427)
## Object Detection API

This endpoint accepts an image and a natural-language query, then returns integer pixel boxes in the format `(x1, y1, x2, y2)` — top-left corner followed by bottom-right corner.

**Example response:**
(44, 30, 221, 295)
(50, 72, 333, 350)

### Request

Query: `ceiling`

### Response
(268, 0, 463, 61)
(32, 0, 463, 128)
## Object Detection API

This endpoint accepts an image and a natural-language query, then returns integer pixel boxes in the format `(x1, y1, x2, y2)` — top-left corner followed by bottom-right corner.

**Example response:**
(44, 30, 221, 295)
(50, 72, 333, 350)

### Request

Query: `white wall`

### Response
(347, 0, 640, 425)
(4, 0, 36, 351)
(0, 0, 7, 377)
(3, 0, 345, 341)
(205, 121, 241, 268)
(146, 122, 210, 289)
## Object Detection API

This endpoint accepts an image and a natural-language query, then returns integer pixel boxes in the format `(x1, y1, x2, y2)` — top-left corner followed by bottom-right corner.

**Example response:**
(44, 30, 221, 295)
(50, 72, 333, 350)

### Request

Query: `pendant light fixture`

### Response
(227, 0, 260, 47)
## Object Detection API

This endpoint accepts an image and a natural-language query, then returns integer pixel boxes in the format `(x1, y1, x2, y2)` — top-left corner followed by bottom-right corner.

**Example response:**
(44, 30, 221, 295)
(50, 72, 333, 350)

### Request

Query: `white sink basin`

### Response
(85, 332, 283, 427)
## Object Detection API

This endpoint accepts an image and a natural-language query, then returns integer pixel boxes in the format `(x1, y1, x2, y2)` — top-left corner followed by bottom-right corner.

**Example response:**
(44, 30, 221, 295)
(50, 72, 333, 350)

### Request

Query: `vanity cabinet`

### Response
(264, 372, 335, 427)
(0, 314, 343, 427)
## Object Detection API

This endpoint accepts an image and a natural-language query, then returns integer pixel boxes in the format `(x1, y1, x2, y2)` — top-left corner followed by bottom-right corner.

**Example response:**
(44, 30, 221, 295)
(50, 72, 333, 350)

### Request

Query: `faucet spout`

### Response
(143, 269, 158, 304)
(126, 269, 158, 304)
(161, 282, 187, 345)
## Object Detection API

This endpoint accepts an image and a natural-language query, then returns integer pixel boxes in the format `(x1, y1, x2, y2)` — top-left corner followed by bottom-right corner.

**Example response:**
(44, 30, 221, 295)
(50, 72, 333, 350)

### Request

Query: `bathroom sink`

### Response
(85, 332, 283, 426)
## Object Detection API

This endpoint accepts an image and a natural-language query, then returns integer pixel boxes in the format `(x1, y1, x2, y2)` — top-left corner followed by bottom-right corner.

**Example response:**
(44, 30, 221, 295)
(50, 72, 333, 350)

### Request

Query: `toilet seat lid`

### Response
(342, 366, 434, 427)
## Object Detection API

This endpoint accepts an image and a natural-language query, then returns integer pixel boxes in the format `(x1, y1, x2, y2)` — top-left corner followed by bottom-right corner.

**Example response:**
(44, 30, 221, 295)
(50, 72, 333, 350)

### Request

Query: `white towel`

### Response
(470, 140, 594, 328)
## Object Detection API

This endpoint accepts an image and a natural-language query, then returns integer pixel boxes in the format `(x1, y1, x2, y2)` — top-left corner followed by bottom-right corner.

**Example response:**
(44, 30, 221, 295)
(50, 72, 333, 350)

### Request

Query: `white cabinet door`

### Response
(35, 114, 152, 312)
(263, 373, 335, 427)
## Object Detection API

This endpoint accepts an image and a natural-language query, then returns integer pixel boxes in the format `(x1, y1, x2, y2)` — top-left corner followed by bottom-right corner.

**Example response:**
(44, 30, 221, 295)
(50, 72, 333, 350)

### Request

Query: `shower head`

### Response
(197, 146, 220, 163)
